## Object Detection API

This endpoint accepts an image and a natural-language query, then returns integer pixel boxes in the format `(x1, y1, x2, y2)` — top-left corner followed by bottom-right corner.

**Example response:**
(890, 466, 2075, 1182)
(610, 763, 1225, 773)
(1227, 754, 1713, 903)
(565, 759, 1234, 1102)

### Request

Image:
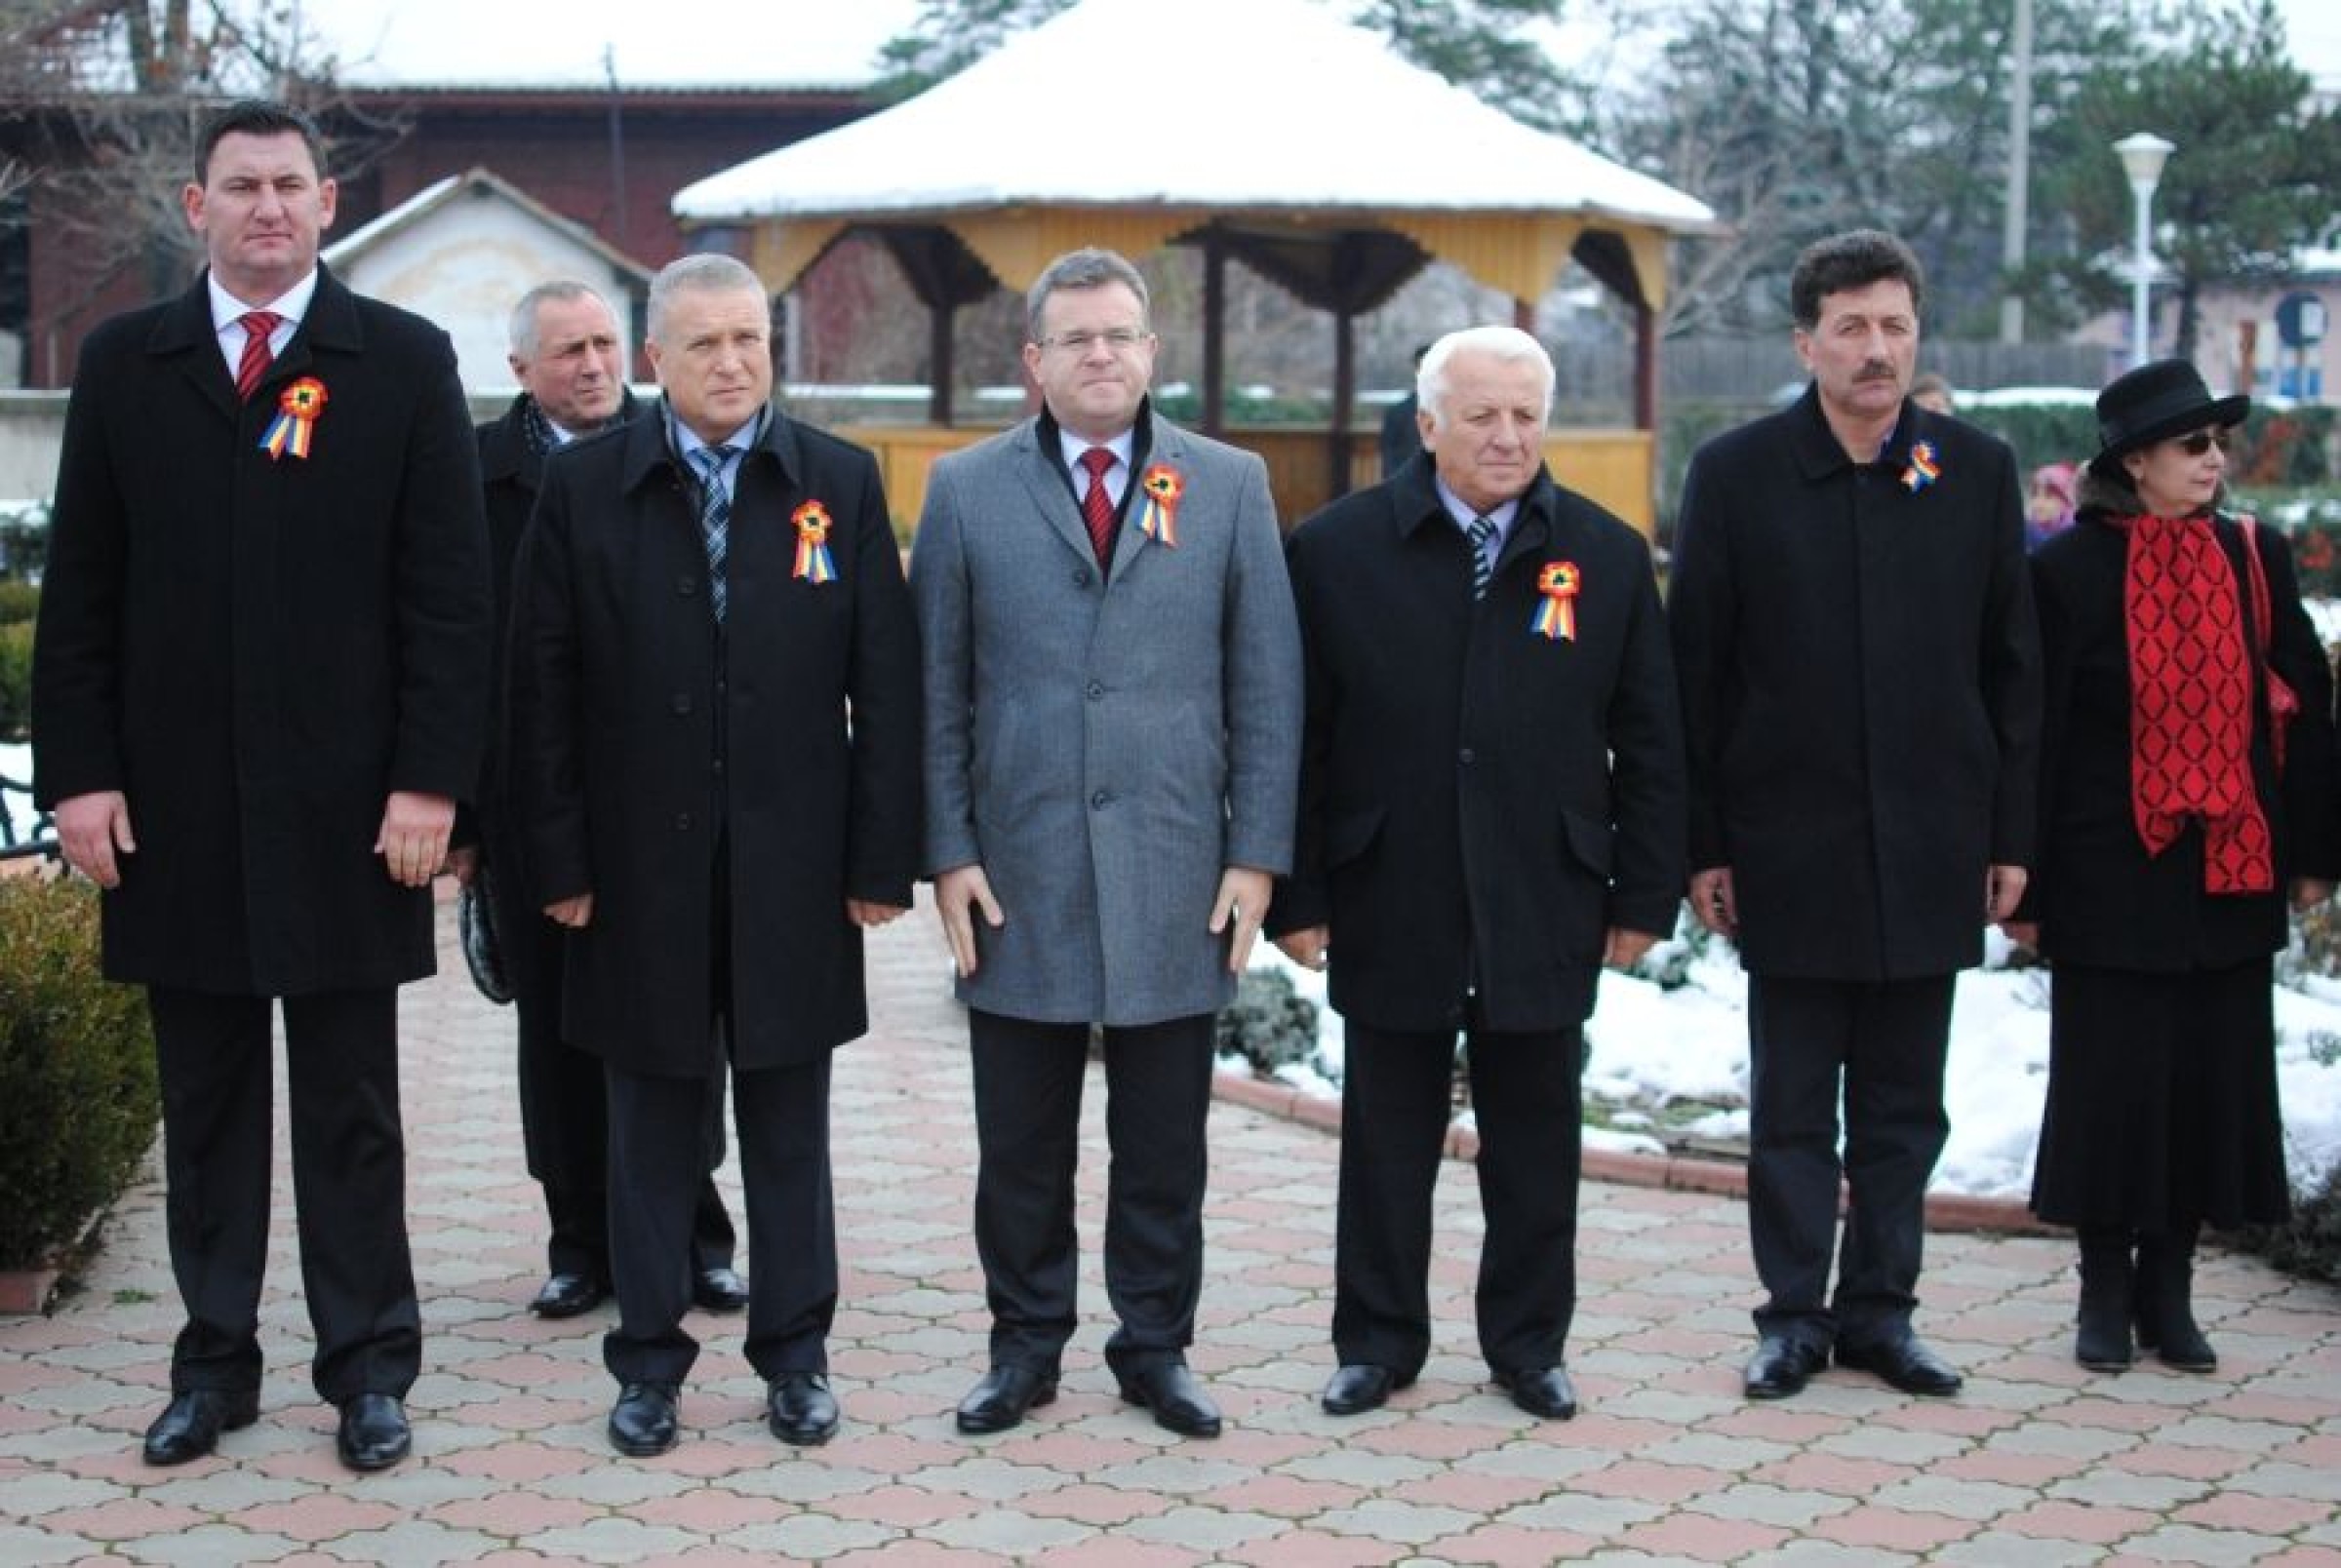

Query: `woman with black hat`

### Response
(2009, 358, 2339, 1373)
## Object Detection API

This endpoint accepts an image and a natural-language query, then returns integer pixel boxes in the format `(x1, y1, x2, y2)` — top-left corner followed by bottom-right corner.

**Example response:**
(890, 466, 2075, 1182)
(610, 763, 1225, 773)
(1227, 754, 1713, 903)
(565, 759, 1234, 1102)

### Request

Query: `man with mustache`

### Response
(1668, 229, 2041, 1402)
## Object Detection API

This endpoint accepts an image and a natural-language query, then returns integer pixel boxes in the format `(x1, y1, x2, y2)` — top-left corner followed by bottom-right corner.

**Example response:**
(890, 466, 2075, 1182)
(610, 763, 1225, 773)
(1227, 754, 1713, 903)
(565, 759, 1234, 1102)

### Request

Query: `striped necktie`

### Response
(1468, 513, 1500, 600)
(1079, 447, 1117, 568)
(691, 445, 736, 622)
(235, 310, 281, 401)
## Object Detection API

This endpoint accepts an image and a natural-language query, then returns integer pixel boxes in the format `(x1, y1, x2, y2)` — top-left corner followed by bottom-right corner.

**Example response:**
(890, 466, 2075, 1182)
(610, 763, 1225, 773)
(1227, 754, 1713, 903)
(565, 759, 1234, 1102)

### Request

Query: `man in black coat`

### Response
(1669, 230, 2041, 1401)
(468, 280, 741, 1322)
(31, 100, 492, 1471)
(509, 253, 921, 1457)
(1271, 327, 1685, 1422)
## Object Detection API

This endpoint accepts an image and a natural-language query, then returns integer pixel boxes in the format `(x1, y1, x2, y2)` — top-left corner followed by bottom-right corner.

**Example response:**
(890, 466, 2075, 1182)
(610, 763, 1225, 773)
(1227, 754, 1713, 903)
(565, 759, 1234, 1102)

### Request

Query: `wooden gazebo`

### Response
(672, 0, 1721, 529)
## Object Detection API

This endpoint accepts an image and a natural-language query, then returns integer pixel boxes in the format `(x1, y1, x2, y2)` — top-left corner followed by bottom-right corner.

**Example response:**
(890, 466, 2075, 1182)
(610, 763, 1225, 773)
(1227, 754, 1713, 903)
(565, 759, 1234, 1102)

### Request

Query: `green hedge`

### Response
(0, 877, 158, 1272)
(0, 620, 28, 743)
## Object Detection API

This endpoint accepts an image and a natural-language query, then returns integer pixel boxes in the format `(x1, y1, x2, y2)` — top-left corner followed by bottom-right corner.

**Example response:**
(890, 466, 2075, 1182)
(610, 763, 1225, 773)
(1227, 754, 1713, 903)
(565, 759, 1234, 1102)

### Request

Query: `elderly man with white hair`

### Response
(1270, 326, 1686, 1421)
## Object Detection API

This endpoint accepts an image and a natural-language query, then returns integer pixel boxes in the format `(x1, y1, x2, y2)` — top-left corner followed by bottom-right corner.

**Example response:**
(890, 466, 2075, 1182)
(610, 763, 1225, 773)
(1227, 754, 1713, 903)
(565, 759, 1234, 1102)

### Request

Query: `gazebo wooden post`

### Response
(1329, 304, 1356, 502)
(1513, 295, 1533, 332)
(928, 299, 956, 426)
(1202, 229, 1227, 437)
(1633, 297, 1657, 431)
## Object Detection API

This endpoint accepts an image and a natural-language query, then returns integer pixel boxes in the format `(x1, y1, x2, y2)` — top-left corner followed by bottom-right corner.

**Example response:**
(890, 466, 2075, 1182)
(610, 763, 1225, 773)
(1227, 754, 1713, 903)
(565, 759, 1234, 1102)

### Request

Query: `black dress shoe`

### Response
(141, 1389, 259, 1466)
(693, 1267, 749, 1313)
(1836, 1333, 1963, 1396)
(1743, 1336, 1829, 1400)
(335, 1392, 412, 1471)
(1321, 1363, 1405, 1416)
(1494, 1365, 1578, 1421)
(956, 1364, 1059, 1434)
(530, 1272, 606, 1318)
(609, 1382, 680, 1456)
(766, 1372, 840, 1446)
(1116, 1359, 1222, 1438)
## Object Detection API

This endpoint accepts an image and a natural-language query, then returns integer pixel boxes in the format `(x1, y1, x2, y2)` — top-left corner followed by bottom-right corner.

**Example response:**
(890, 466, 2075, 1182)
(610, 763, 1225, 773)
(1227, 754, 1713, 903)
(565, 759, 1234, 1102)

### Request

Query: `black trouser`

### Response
(968, 1008, 1215, 1377)
(147, 984, 419, 1404)
(602, 1055, 835, 1387)
(492, 853, 734, 1283)
(1746, 974, 1955, 1349)
(1333, 1021, 1583, 1380)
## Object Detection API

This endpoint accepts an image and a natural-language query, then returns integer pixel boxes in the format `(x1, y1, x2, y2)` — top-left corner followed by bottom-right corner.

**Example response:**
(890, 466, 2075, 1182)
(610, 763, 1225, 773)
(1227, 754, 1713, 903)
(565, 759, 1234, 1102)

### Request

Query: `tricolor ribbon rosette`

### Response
(1137, 463, 1182, 546)
(791, 499, 838, 584)
(1900, 439, 1942, 494)
(258, 376, 328, 461)
(1531, 560, 1580, 642)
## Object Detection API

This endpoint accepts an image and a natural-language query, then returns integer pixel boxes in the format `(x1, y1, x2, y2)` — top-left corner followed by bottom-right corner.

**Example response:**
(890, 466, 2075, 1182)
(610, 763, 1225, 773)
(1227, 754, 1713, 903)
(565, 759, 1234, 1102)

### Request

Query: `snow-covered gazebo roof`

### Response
(673, 0, 1720, 312)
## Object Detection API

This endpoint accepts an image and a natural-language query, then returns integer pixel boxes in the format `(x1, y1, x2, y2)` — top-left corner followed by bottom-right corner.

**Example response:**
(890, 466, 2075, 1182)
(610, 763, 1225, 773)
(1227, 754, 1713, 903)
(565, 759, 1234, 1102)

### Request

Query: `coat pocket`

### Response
(1560, 807, 1614, 880)
(1325, 805, 1384, 870)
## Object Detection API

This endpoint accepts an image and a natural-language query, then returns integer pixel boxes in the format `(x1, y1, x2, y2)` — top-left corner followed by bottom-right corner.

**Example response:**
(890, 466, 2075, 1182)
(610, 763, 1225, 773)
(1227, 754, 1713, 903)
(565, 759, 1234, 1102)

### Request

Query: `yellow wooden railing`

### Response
(847, 424, 1656, 540)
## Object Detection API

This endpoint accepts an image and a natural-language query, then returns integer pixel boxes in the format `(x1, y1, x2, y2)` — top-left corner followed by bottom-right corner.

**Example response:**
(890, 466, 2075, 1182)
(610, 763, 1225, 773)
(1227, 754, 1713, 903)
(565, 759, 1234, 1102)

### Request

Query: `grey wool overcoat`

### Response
(910, 410, 1301, 1027)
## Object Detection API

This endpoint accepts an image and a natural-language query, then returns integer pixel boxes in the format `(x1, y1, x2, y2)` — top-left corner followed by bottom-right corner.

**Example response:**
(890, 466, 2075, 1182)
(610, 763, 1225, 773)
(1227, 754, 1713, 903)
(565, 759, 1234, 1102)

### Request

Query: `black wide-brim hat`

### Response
(2087, 357, 2251, 478)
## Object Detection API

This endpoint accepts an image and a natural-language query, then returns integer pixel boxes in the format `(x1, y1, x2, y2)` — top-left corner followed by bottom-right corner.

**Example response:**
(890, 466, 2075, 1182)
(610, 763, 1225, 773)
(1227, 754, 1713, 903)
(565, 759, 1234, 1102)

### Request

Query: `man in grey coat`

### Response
(911, 247, 1301, 1440)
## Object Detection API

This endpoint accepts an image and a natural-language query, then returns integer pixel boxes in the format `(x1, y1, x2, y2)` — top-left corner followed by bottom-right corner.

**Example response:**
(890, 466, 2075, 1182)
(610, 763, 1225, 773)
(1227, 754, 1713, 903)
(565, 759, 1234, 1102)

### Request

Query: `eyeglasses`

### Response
(2174, 429, 2234, 455)
(1036, 328, 1150, 354)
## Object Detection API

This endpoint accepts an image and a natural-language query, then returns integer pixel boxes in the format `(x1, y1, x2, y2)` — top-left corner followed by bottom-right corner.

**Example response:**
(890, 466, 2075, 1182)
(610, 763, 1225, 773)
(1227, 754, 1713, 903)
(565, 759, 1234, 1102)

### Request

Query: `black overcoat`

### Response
(473, 388, 643, 906)
(1668, 386, 2042, 981)
(1270, 457, 1686, 1034)
(2023, 507, 2340, 966)
(508, 405, 921, 1076)
(32, 268, 491, 994)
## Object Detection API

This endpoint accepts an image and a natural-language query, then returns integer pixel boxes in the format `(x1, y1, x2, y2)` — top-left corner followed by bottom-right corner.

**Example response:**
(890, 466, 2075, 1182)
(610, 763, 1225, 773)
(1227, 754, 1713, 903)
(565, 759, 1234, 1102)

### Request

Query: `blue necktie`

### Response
(1468, 513, 1499, 600)
(692, 446, 735, 622)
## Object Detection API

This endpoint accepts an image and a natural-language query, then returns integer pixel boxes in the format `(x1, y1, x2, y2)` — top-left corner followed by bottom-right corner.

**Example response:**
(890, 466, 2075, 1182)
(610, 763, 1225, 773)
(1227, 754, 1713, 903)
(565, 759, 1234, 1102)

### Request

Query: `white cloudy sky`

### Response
(306, 0, 2341, 93)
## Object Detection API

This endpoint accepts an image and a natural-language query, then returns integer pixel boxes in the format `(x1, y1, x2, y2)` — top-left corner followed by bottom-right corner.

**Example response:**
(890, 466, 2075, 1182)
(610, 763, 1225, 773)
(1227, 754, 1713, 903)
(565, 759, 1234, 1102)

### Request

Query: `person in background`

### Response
(2025, 460, 2079, 552)
(1669, 229, 2040, 1404)
(509, 253, 921, 1456)
(1910, 372, 1956, 415)
(468, 280, 743, 1324)
(32, 98, 491, 1472)
(1378, 341, 1432, 478)
(1272, 326, 1684, 1423)
(911, 247, 1300, 1441)
(2011, 359, 2337, 1374)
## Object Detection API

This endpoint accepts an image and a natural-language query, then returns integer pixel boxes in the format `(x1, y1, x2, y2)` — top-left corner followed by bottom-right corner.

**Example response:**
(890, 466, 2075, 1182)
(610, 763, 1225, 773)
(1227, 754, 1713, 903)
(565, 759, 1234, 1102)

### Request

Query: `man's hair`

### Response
(1025, 248, 1150, 343)
(1789, 229, 1924, 329)
(1417, 326, 1554, 427)
(647, 253, 767, 343)
(509, 280, 615, 359)
(196, 99, 326, 186)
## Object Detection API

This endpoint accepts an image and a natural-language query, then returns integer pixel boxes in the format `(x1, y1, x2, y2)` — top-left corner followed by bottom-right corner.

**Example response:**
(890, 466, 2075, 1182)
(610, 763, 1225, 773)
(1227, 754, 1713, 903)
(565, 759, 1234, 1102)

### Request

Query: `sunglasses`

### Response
(2174, 428, 2234, 456)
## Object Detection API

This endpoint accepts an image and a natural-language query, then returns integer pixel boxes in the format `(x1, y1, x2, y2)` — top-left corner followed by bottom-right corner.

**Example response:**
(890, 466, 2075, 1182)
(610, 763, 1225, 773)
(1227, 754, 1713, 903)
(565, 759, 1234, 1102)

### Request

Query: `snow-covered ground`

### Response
(1250, 921, 2341, 1204)
(0, 741, 34, 844)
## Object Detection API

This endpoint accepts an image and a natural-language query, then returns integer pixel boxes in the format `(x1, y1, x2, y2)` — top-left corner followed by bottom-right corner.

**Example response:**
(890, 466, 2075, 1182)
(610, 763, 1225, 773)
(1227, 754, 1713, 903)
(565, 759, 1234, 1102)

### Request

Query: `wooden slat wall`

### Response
(851, 424, 1655, 541)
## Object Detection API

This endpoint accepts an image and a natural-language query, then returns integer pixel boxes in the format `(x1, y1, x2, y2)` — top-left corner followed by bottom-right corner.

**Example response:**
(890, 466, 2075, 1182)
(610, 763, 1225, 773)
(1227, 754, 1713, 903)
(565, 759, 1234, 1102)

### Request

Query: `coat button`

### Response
(1091, 790, 1111, 809)
(673, 811, 693, 831)
(1087, 681, 1104, 699)
(671, 693, 694, 715)
(676, 575, 697, 596)
(1458, 747, 1476, 764)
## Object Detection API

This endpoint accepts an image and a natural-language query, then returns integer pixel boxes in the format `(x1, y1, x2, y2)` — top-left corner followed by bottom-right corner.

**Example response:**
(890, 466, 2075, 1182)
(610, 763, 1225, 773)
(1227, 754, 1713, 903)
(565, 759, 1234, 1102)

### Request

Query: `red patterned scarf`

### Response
(2107, 512, 2272, 893)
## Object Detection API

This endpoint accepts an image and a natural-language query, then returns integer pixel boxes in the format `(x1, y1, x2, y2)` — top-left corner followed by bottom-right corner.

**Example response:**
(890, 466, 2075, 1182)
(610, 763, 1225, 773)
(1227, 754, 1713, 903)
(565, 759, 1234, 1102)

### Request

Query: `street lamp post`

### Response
(2114, 132, 2174, 367)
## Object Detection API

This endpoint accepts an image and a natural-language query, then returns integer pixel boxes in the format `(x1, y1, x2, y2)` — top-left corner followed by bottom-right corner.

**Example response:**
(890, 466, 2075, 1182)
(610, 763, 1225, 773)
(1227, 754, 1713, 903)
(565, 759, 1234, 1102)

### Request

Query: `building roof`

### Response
(672, 0, 1716, 234)
(322, 167, 655, 282)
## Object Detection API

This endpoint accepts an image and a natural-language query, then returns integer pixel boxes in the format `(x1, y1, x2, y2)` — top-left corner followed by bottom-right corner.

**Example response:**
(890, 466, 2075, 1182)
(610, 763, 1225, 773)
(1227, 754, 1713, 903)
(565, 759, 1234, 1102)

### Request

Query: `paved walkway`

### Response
(4, 902, 2341, 1566)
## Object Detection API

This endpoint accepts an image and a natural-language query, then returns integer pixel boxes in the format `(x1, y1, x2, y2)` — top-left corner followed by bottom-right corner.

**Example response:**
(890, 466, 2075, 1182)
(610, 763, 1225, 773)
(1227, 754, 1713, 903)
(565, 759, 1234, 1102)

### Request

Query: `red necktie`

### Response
(234, 310, 281, 401)
(1079, 447, 1117, 568)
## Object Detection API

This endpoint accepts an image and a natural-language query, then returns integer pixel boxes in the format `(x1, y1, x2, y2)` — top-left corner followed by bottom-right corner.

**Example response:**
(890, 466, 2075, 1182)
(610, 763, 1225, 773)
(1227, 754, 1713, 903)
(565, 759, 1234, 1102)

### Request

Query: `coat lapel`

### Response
(1009, 421, 1099, 568)
(149, 279, 237, 422)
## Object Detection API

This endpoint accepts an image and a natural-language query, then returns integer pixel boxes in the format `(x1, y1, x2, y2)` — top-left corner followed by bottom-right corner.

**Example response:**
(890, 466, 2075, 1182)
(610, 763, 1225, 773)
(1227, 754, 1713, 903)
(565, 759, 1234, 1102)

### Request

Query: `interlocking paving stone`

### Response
(4, 902, 2340, 1564)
